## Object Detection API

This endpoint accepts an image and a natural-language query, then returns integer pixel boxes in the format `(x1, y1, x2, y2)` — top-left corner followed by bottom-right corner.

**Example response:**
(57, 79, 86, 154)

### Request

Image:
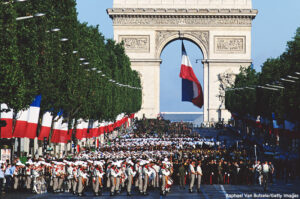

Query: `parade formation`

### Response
(0, 119, 285, 197)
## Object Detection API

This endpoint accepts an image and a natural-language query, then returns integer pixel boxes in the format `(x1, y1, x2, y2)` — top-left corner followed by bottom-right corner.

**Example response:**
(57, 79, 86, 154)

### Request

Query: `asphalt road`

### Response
(2, 181, 300, 199)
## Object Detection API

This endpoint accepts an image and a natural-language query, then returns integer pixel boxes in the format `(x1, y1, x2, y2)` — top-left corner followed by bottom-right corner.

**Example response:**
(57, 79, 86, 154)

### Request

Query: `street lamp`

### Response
(16, 13, 46, 21)
(257, 86, 279, 91)
(46, 28, 60, 33)
(60, 38, 68, 42)
(34, 13, 45, 17)
(287, 75, 299, 80)
(280, 78, 296, 83)
(245, 87, 255, 90)
(254, 145, 257, 163)
(265, 84, 285, 89)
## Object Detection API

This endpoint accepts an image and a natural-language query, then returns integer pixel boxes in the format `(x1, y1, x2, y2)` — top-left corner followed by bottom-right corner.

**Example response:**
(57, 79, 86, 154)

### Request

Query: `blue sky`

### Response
(76, 0, 300, 113)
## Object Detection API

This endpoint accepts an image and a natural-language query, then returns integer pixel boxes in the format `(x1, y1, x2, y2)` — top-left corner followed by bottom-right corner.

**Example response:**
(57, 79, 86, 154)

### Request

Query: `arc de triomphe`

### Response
(108, 0, 257, 122)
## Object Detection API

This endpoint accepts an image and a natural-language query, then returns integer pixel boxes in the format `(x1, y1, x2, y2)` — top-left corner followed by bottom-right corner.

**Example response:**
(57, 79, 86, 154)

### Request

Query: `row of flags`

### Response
(0, 96, 135, 143)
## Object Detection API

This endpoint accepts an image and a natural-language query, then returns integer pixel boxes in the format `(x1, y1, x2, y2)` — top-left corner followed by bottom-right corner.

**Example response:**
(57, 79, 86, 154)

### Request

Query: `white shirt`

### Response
(262, 164, 269, 173)
(196, 165, 202, 175)
(189, 164, 195, 174)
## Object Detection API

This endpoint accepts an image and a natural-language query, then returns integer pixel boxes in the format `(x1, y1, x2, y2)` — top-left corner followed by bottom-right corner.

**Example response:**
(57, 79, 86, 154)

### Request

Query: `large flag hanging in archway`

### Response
(179, 42, 204, 108)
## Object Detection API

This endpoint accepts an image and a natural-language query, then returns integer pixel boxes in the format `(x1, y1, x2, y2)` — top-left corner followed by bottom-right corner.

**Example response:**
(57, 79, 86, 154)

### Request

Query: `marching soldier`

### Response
(152, 162, 160, 188)
(196, 161, 202, 193)
(126, 161, 136, 196)
(110, 164, 118, 196)
(77, 164, 88, 197)
(142, 161, 151, 195)
(136, 161, 143, 194)
(57, 164, 66, 192)
(189, 161, 196, 193)
(161, 162, 171, 196)
(92, 163, 105, 196)
(66, 163, 74, 193)
(13, 163, 22, 190)
(72, 163, 79, 195)
(25, 163, 32, 192)
(178, 163, 186, 189)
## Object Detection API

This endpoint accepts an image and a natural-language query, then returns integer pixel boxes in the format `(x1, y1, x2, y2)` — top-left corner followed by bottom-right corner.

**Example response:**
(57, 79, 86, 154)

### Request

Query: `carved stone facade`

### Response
(156, 30, 209, 56)
(108, 2, 257, 122)
(215, 36, 246, 54)
(119, 35, 150, 52)
(217, 69, 236, 108)
(113, 16, 253, 27)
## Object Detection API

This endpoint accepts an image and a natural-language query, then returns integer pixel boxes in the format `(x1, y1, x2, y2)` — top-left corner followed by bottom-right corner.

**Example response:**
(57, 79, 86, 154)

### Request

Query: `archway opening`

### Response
(160, 39, 204, 123)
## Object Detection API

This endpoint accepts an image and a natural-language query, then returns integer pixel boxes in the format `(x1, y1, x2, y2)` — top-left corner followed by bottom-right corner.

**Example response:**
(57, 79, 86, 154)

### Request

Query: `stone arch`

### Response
(155, 31, 209, 60)
(108, 1, 257, 122)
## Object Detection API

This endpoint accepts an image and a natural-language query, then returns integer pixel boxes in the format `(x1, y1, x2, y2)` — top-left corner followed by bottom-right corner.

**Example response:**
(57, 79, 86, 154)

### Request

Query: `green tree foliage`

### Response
(0, 1, 28, 112)
(0, 0, 142, 123)
(226, 27, 300, 124)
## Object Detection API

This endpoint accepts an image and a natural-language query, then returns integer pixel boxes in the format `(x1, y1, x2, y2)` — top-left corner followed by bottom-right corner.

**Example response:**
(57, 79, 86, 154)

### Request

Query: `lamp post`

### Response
(254, 144, 257, 162)
(16, 13, 45, 21)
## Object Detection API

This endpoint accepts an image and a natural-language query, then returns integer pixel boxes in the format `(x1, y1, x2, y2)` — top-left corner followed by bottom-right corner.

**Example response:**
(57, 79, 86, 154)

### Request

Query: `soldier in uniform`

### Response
(196, 161, 202, 193)
(161, 162, 171, 196)
(57, 163, 66, 192)
(126, 160, 136, 196)
(13, 163, 23, 190)
(25, 163, 32, 192)
(142, 161, 151, 195)
(136, 161, 143, 194)
(110, 163, 118, 196)
(152, 162, 160, 188)
(178, 163, 186, 189)
(106, 162, 111, 189)
(92, 162, 105, 196)
(77, 163, 88, 197)
(66, 163, 74, 193)
(189, 161, 196, 193)
(72, 163, 79, 195)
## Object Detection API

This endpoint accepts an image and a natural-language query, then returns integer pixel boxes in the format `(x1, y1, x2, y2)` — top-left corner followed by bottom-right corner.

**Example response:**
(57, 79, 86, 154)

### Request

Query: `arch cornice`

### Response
(155, 31, 209, 60)
(107, 8, 258, 27)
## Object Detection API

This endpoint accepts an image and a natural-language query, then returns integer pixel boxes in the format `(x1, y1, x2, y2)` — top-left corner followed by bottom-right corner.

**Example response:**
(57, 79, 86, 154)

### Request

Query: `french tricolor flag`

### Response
(14, 95, 42, 138)
(25, 95, 42, 139)
(38, 112, 53, 140)
(58, 120, 69, 143)
(82, 120, 89, 138)
(0, 104, 13, 139)
(75, 119, 84, 140)
(67, 119, 75, 142)
(179, 42, 203, 108)
(50, 111, 63, 143)
(92, 120, 99, 137)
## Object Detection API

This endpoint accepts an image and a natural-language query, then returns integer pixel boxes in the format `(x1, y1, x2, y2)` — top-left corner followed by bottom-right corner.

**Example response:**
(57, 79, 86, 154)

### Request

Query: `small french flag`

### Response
(0, 104, 13, 139)
(51, 111, 63, 143)
(25, 95, 42, 139)
(14, 95, 42, 138)
(82, 120, 89, 138)
(58, 120, 69, 143)
(179, 42, 204, 108)
(76, 119, 84, 140)
(38, 112, 53, 140)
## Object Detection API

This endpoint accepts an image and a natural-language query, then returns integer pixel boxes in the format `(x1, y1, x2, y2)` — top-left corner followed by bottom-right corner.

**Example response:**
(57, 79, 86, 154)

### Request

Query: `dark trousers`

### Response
(0, 178, 4, 192)
(5, 176, 12, 192)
